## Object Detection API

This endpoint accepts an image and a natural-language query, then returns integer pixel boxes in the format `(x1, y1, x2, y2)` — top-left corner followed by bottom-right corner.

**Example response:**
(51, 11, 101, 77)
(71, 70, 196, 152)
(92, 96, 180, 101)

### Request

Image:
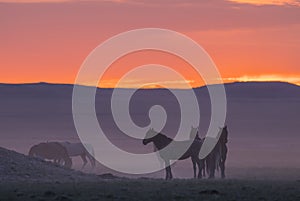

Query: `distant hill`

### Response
(221, 82, 300, 99)
(1, 81, 299, 137)
(1, 81, 300, 99)
(0, 81, 299, 168)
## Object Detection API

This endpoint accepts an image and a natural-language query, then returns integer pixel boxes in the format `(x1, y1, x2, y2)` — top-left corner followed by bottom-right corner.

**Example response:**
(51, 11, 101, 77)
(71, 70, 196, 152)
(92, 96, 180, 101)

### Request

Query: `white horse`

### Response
(59, 142, 96, 169)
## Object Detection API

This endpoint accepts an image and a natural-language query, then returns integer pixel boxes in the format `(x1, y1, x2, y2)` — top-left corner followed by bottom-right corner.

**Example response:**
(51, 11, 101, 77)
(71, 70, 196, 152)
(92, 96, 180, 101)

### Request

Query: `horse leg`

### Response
(206, 155, 216, 179)
(208, 156, 216, 179)
(195, 158, 203, 179)
(64, 157, 72, 168)
(54, 158, 62, 165)
(168, 166, 173, 180)
(165, 166, 169, 180)
(58, 158, 64, 166)
(165, 166, 171, 180)
(59, 156, 72, 168)
(205, 158, 209, 178)
(165, 160, 172, 180)
(87, 153, 96, 169)
(191, 157, 197, 179)
(80, 154, 88, 169)
(169, 162, 173, 179)
(202, 160, 206, 177)
(220, 146, 227, 179)
(220, 154, 227, 179)
(220, 160, 225, 179)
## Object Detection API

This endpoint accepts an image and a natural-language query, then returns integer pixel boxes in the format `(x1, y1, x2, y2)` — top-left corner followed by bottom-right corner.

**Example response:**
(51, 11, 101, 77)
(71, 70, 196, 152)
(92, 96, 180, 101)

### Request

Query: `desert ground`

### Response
(1, 178, 300, 201)
(1, 147, 300, 201)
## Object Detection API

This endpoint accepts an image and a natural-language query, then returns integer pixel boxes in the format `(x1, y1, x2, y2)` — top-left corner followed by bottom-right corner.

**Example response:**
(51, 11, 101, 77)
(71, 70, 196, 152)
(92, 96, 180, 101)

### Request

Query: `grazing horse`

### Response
(28, 142, 72, 168)
(205, 126, 228, 179)
(143, 127, 204, 180)
(59, 142, 96, 169)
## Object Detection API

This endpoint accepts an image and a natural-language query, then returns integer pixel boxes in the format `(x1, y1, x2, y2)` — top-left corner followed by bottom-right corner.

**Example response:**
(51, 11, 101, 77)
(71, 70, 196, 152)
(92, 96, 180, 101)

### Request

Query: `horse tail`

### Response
(216, 147, 223, 172)
(201, 159, 206, 177)
(206, 157, 210, 175)
(89, 148, 96, 168)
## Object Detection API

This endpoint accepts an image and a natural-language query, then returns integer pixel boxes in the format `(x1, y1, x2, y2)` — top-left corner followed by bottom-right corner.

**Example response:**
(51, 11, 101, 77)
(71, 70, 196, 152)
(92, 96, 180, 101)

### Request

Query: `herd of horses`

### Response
(28, 126, 228, 180)
(29, 142, 96, 169)
(143, 126, 228, 180)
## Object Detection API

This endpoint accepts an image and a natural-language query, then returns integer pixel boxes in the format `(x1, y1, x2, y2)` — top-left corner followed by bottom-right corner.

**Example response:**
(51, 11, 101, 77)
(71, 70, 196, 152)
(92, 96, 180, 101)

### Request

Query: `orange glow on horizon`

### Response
(228, 0, 300, 6)
(223, 74, 300, 86)
(0, 1, 299, 88)
(96, 50, 205, 89)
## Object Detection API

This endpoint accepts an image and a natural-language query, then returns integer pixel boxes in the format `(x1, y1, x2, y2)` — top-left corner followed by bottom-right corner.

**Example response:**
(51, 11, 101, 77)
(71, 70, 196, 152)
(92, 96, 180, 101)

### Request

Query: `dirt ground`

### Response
(1, 147, 300, 201)
(0, 178, 299, 201)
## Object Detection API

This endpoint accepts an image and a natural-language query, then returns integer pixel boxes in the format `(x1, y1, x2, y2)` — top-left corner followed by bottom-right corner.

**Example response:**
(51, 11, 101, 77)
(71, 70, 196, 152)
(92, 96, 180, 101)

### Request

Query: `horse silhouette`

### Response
(143, 127, 204, 180)
(28, 142, 72, 168)
(205, 126, 228, 178)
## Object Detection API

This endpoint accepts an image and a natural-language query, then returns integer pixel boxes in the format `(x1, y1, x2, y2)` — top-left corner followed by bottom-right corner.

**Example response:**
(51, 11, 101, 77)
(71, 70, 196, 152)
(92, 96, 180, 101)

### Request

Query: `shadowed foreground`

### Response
(1, 179, 300, 201)
(1, 147, 299, 201)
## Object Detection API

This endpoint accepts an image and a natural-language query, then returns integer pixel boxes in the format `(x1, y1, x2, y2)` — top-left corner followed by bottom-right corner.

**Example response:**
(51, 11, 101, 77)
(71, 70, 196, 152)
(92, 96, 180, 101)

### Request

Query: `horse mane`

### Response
(151, 133, 173, 150)
(193, 132, 202, 141)
(156, 133, 172, 141)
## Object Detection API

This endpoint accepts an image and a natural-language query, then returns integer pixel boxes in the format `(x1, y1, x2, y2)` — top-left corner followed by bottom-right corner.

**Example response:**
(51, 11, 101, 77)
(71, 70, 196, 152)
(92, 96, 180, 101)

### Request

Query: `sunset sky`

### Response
(1, 0, 300, 88)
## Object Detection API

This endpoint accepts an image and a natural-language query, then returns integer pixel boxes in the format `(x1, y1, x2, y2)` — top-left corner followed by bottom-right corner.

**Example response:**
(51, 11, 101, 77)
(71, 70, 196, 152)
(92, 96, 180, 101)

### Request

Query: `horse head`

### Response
(143, 128, 158, 145)
(28, 143, 47, 159)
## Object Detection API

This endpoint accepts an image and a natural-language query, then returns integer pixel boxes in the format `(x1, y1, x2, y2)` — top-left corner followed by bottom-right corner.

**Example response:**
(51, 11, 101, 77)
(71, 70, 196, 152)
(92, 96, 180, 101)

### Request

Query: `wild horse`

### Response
(28, 142, 72, 168)
(205, 126, 228, 179)
(143, 127, 204, 180)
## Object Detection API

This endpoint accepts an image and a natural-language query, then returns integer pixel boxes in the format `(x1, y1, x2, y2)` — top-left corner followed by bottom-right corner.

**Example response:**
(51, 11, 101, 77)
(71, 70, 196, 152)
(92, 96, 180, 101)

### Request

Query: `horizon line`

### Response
(0, 80, 299, 90)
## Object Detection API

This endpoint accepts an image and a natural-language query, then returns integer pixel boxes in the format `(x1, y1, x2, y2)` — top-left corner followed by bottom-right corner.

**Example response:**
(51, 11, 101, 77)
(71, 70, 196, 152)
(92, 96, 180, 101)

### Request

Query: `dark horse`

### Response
(29, 142, 72, 168)
(205, 126, 228, 178)
(143, 127, 204, 180)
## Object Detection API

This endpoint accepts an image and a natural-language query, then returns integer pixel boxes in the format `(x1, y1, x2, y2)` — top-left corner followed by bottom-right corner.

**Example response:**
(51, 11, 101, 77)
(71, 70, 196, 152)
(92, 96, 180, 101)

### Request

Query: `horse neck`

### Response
(214, 136, 227, 156)
(152, 134, 172, 150)
(219, 133, 227, 146)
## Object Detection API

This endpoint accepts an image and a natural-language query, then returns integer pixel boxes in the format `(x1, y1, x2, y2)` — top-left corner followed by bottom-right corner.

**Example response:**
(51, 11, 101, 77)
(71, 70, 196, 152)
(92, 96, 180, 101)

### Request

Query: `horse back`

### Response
(60, 142, 89, 157)
(159, 140, 202, 160)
